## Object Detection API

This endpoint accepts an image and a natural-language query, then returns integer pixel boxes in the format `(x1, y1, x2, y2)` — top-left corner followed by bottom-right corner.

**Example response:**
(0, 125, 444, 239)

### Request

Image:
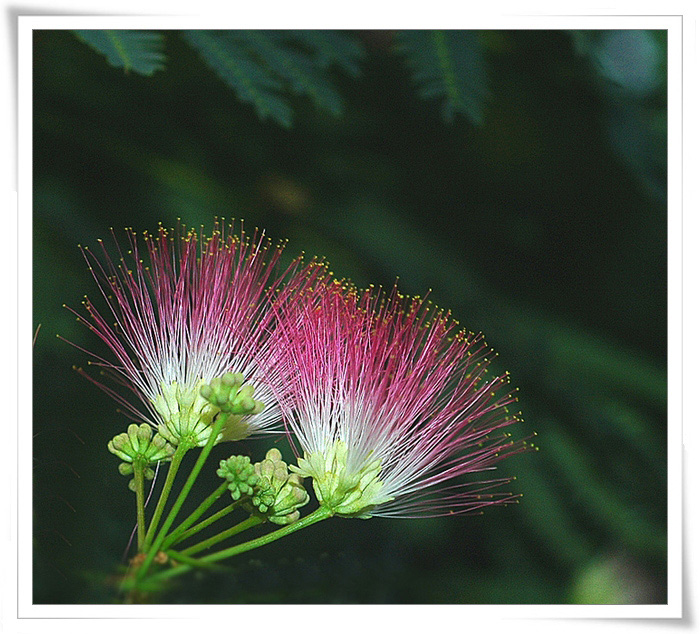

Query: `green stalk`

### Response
(161, 481, 229, 550)
(142, 443, 189, 551)
(180, 515, 263, 556)
(133, 461, 147, 551)
(165, 549, 228, 572)
(142, 506, 333, 587)
(137, 415, 228, 581)
(168, 501, 240, 547)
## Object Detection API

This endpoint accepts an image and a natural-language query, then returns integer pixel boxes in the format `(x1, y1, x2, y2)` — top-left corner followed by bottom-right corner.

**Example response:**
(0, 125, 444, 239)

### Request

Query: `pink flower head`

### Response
(269, 281, 527, 518)
(67, 220, 315, 447)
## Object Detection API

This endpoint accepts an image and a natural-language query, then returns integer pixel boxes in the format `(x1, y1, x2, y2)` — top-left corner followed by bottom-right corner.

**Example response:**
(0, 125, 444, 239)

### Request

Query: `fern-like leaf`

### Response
(182, 30, 293, 128)
(241, 31, 344, 116)
(283, 30, 365, 78)
(395, 30, 489, 125)
(73, 30, 165, 76)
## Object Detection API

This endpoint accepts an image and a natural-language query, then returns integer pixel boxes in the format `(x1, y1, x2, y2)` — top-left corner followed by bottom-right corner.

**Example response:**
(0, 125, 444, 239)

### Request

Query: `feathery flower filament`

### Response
(67, 220, 303, 446)
(270, 282, 525, 518)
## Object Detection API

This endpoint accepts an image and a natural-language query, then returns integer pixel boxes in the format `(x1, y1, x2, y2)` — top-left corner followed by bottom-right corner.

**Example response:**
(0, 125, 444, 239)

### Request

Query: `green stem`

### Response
(133, 461, 146, 551)
(142, 444, 189, 551)
(180, 515, 263, 556)
(143, 506, 333, 587)
(137, 415, 228, 582)
(165, 549, 228, 572)
(168, 501, 240, 547)
(161, 481, 229, 550)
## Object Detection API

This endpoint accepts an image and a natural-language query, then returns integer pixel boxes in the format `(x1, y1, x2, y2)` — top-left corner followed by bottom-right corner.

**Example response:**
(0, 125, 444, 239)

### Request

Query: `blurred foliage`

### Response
(395, 30, 489, 124)
(33, 29, 667, 604)
(73, 30, 166, 76)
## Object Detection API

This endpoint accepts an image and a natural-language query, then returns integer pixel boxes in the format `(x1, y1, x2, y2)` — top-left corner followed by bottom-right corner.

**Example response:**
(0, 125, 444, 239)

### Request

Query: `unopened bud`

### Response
(108, 423, 175, 487)
(108, 433, 133, 462)
(222, 372, 244, 388)
(251, 449, 309, 524)
(136, 423, 153, 444)
(201, 375, 266, 417)
(266, 448, 283, 462)
(237, 384, 255, 399)
(218, 455, 259, 500)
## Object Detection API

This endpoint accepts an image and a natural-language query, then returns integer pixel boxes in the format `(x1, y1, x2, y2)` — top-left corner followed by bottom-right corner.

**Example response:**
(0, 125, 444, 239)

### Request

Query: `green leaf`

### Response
(395, 30, 490, 125)
(73, 30, 165, 76)
(511, 452, 594, 567)
(570, 30, 663, 96)
(242, 31, 344, 116)
(285, 30, 365, 77)
(182, 30, 293, 128)
(544, 424, 666, 559)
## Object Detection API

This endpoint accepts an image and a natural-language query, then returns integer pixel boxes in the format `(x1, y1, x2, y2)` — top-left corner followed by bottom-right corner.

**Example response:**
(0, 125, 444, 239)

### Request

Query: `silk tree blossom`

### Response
(269, 281, 527, 518)
(66, 220, 314, 447)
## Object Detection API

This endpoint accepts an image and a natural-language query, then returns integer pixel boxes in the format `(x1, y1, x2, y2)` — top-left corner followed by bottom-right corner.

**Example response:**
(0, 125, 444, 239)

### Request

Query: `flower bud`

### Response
(217, 455, 259, 500)
(108, 423, 176, 487)
(250, 449, 309, 524)
(200, 375, 266, 417)
(222, 372, 244, 388)
(268, 476, 310, 525)
(107, 433, 132, 461)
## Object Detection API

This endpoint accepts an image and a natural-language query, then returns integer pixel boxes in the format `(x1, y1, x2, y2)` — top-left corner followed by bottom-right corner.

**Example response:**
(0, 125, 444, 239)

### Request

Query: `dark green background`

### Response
(33, 29, 667, 604)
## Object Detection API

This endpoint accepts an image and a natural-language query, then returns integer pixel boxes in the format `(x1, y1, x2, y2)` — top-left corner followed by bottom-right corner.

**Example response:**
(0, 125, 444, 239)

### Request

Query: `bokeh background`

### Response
(33, 29, 667, 604)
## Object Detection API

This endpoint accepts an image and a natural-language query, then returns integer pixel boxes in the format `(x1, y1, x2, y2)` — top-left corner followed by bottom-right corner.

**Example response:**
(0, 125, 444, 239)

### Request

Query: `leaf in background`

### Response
(569, 30, 666, 201)
(285, 30, 365, 77)
(395, 30, 490, 125)
(182, 30, 293, 128)
(606, 102, 667, 202)
(570, 30, 663, 97)
(242, 31, 344, 117)
(73, 30, 165, 76)
(547, 327, 666, 405)
(511, 451, 594, 567)
(544, 423, 666, 560)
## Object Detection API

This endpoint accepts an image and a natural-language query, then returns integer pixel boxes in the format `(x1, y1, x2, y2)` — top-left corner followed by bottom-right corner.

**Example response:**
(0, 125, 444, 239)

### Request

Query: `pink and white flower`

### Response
(68, 220, 315, 447)
(269, 281, 526, 518)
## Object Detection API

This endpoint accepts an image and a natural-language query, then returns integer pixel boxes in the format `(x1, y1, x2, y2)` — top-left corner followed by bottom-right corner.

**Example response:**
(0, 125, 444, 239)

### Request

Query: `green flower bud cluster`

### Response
(251, 449, 310, 525)
(108, 423, 175, 463)
(107, 423, 175, 491)
(200, 373, 265, 416)
(152, 373, 267, 448)
(216, 449, 310, 525)
(217, 455, 259, 500)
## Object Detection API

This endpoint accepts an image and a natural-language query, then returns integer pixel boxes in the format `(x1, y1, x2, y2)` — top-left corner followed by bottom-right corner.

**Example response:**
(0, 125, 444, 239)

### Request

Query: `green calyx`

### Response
(292, 440, 393, 518)
(251, 448, 310, 525)
(154, 379, 219, 447)
(153, 374, 266, 447)
(217, 455, 259, 500)
(107, 423, 174, 491)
